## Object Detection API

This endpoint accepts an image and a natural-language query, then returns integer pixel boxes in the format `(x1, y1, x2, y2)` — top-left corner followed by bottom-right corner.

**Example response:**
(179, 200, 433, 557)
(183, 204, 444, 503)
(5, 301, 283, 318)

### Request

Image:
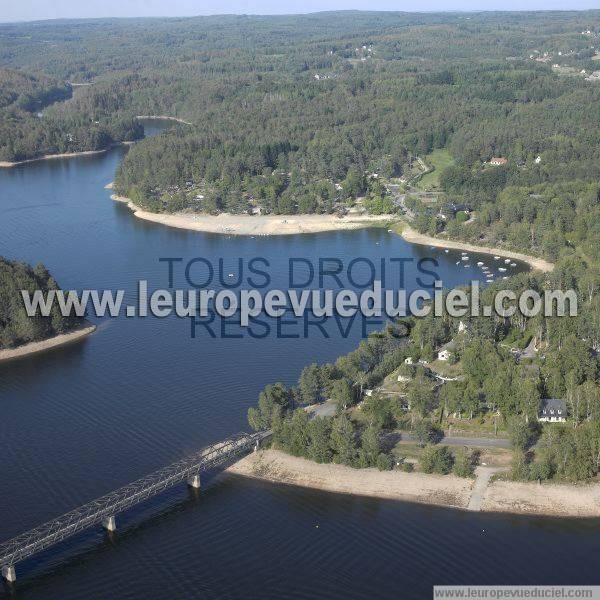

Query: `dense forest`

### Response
(1, 12, 599, 481)
(0, 258, 85, 349)
(0, 67, 143, 161)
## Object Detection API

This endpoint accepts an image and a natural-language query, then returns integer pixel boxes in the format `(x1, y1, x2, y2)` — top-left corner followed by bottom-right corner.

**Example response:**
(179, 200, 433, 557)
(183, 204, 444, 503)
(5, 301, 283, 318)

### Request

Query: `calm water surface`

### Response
(0, 122, 597, 599)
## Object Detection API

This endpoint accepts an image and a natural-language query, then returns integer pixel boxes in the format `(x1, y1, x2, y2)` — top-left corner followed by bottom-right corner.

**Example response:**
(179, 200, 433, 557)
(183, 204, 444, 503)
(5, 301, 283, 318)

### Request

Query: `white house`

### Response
(437, 341, 456, 362)
(534, 155, 542, 164)
(538, 398, 567, 423)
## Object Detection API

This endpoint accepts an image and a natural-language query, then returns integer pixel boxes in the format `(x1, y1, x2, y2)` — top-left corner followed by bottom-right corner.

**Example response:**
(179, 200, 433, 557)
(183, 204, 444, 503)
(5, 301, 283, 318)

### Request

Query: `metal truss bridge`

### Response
(0, 431, 269, 582)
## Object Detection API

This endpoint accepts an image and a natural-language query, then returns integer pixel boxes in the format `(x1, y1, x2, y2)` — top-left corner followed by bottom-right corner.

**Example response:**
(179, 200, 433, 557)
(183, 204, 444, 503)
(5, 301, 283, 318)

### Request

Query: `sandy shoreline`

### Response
(136, 115, 192, 125)
(228, 450, 473, 508)
(401, 224, 554, 272)
(0, 142, 135, 168)
(482, 479, 600, 517)
(111, 194, 395, 235)
(110, 193, 555, 269)
(0, 324, 96, 364)
(0, 115, 188, 168)
(227, 450, 600, 517)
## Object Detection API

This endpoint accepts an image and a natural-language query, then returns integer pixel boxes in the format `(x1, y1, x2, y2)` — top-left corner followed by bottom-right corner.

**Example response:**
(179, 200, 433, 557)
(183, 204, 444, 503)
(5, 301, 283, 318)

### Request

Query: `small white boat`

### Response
(388, 229, 393, 233)
(494, 256, 500, 260)
(510, 262, 516, 267)
(486, 279, 494, 283)
(444, 249, 449, 253)
(456, 261, 460, 265)
(477, 261, 484, 266)
(228, 273, 235, 277)
(461, 256, 469, 261)
(464, 264, 471, 268)
(502, 276, 508, 280)
(504, 259, 511, 264)
(498, 267, 506, 272)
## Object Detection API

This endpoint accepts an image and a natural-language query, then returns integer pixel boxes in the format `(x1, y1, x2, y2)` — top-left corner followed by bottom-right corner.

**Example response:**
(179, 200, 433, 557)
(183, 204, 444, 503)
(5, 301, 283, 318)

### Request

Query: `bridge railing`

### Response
(0, 431, 268, 570)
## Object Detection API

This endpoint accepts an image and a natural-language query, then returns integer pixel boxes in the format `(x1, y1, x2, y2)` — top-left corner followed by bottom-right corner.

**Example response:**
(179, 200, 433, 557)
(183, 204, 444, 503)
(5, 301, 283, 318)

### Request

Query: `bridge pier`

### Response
(102, 516, 116, 532)
(2, 566, 16, 583)
(187, 474, 201, 489)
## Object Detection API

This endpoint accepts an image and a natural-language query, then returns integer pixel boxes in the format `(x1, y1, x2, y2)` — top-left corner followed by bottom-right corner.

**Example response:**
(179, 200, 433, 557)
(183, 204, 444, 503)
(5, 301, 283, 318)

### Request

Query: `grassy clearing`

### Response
(551, 64, 584, 77)
(415, 149, 454, 191)
(443, 415, 505, 437)
(427, 359, 463, 378)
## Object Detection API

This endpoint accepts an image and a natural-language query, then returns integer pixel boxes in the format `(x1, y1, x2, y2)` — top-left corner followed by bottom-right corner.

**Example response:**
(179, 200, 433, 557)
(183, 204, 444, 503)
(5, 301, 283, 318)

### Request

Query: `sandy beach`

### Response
(111, 194, 395, 235)
(227, 449, 474, 508)
(227, 449, 600, 517)
(0, 324, 96, 363)
(0, 142, 136, 168)
(110, 193, 555, 271)
(483, 479, 600, 517)
(401, 224, 554, 272)
(136, 115, 192, 125)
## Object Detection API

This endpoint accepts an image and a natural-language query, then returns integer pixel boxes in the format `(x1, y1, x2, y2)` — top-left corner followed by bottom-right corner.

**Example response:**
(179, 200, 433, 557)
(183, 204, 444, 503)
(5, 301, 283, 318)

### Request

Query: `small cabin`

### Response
(437, 341, 456, 362)
(538, 398, 567, 423)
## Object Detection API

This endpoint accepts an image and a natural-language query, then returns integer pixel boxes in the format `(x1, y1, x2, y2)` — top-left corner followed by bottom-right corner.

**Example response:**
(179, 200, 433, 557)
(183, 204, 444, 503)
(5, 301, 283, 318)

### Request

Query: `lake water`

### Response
(0, 122, 597, 599)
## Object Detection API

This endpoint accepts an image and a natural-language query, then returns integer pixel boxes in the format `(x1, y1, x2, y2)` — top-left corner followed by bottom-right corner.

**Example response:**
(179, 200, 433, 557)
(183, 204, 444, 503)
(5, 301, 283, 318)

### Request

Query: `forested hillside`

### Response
(0, 258, 85, 349)
(0, 66, 143, 161)
(1, 12, 599, 479)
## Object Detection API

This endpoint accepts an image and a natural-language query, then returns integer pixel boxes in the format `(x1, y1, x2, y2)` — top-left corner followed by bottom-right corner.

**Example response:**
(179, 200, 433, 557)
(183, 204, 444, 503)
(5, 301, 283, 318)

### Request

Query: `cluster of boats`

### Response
(454, 252, 517, 283)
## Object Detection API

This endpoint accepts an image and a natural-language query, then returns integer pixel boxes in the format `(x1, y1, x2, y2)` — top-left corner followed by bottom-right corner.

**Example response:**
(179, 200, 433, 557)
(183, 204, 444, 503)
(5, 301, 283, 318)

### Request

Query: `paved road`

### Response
(400, 434, 511, 449)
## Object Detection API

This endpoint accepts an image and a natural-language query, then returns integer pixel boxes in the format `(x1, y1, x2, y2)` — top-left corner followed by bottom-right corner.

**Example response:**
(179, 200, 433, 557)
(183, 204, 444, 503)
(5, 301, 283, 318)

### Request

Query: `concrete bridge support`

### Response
(102, 516, 116, 532)
(187, 474, 201, 489)
(2, 565, 16, 583)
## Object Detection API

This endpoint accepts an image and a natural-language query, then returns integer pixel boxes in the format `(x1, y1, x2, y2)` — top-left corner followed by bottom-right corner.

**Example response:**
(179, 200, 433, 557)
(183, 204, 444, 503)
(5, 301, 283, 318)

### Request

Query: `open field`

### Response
(415, 149, 454, 190)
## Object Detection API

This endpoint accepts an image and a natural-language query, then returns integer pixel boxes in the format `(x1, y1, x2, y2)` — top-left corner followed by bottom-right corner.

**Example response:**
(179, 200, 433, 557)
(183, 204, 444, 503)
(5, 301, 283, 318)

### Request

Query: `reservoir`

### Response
(0, 121, 597, 599)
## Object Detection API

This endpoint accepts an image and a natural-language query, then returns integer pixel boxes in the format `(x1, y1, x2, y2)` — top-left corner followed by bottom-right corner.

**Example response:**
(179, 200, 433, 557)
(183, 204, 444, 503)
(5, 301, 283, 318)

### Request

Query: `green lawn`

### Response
(415, 149, 454, 191)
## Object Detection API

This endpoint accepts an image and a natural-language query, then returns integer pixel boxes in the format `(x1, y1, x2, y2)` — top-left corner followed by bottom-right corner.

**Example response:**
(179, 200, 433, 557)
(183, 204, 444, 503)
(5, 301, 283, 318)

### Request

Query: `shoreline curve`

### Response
(110, 191, 554, 271)
(111, 193, 396, 235)
(227, 449, 600, 518)
(136, 115, 192, 125)
(0, 324, 96, 364)
(400, 224, 554, 273)
(0, 142, 135, 168)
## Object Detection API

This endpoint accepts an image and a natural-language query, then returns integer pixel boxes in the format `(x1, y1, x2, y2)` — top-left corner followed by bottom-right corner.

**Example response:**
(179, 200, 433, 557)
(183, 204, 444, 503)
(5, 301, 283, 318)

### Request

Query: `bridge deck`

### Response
(0, 431, 268, 573)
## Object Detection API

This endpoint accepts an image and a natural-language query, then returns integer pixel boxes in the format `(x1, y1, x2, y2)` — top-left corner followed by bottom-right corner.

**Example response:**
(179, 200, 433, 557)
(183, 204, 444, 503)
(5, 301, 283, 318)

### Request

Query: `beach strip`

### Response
(0, 142, 136, 168)
(0, 324, 96, 364)
(227, 449, 600, 517)
(401, 224, 554, 272)
(111, 193, 395, 235)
